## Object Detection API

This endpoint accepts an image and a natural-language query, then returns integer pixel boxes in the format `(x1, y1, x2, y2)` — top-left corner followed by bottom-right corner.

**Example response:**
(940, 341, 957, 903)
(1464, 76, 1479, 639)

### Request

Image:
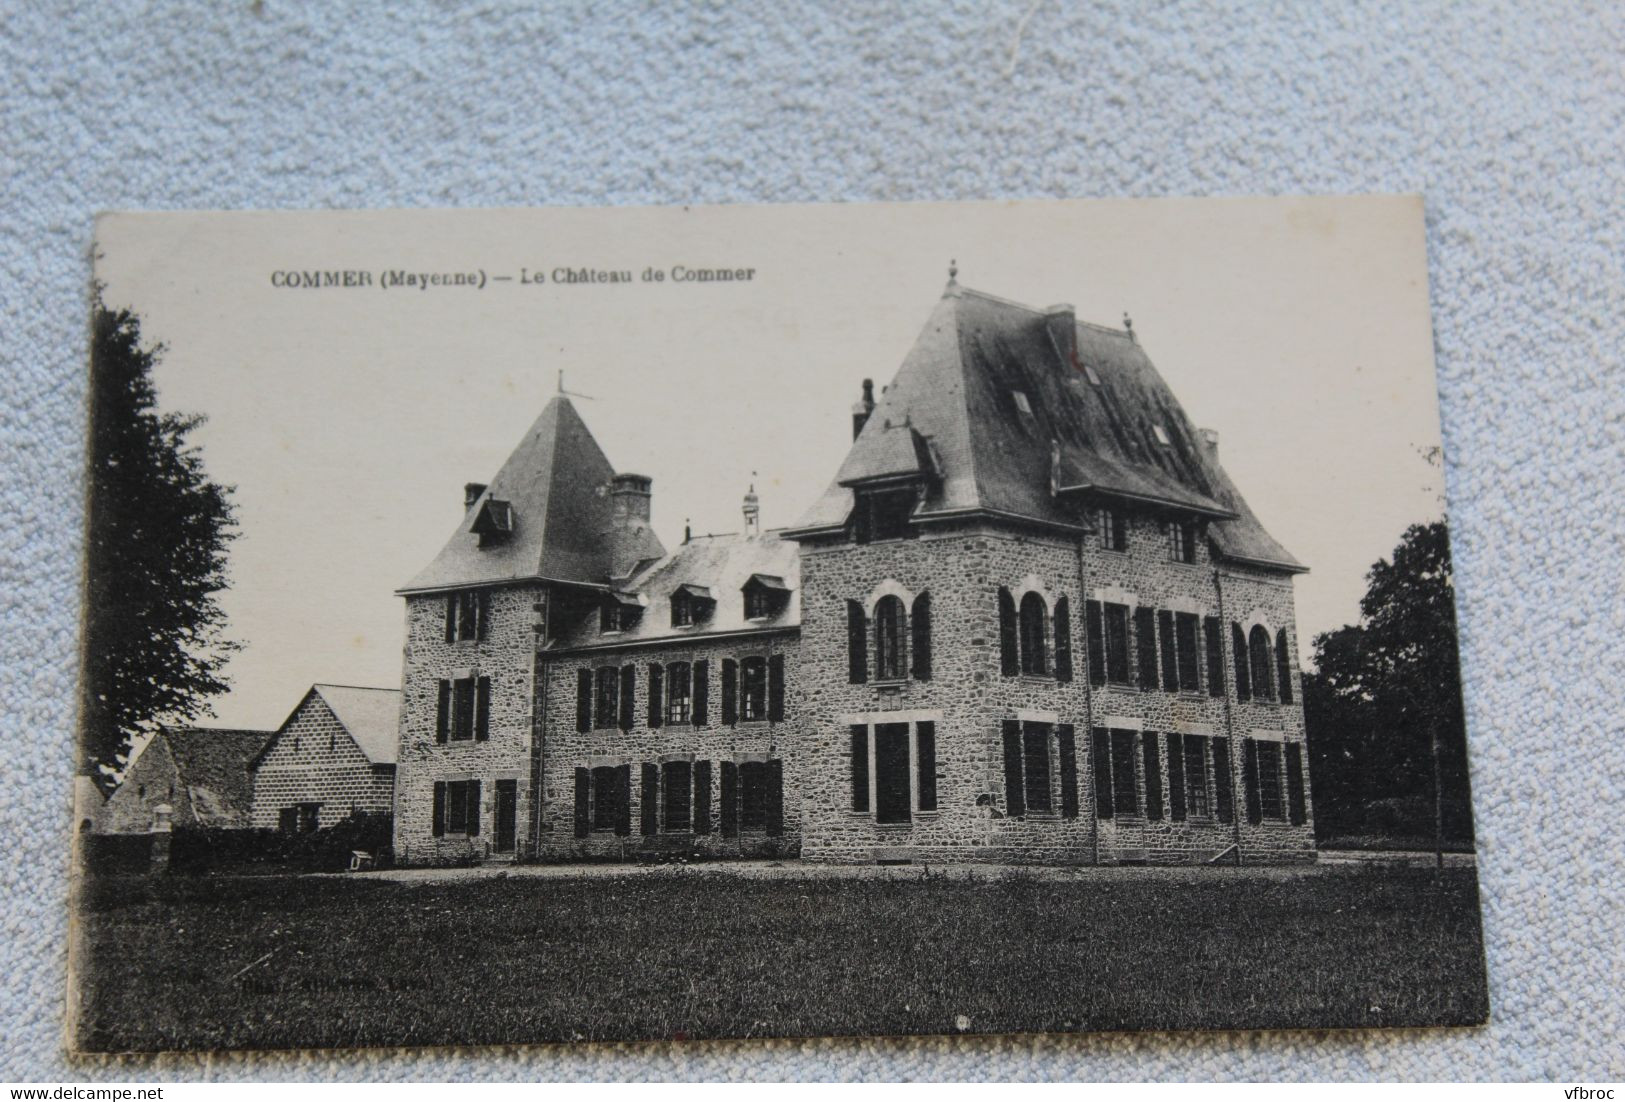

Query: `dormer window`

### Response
(471, 498, 515, 546)
(852, 487, 917, 544)
(670, 584, 714, 628)
(742, 574, 791, 621)
(600, 595, 643, 634)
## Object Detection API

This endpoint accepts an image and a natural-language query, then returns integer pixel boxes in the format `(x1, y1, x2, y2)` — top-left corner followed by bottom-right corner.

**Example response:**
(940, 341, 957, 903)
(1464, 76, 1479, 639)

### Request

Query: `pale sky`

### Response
(94, 196, 1445, 731)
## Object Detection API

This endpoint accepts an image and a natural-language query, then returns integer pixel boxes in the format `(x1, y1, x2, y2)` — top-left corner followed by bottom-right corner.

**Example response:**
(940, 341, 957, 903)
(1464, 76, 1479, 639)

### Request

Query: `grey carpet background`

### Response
(3, 0, 1621, 1082)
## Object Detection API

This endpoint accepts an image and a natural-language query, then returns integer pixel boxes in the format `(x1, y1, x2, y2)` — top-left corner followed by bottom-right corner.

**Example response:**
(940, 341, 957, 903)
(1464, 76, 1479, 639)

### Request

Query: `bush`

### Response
(167, 811, 393, 874)
(83, 833, 154, 875)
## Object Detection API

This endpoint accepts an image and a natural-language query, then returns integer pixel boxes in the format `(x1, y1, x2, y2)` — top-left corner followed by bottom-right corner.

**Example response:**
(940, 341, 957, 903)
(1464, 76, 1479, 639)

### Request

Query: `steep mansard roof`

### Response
(400, 397, 628, 594)
(788, 283, 1305, 573)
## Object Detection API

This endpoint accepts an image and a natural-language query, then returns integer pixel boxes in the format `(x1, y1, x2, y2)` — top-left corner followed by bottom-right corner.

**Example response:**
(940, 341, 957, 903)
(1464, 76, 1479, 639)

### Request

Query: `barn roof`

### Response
(399, 396, 622, 594)
(159, 727, 273, 826)
(311, 684, 401, 765)
(786, 282, 1304, 573)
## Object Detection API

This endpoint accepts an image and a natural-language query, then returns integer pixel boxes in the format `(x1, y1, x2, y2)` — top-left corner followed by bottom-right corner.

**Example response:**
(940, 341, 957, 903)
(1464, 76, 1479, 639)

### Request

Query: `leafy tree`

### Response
(81, 298, 240, 783)
(1303, 522, 1475, 846)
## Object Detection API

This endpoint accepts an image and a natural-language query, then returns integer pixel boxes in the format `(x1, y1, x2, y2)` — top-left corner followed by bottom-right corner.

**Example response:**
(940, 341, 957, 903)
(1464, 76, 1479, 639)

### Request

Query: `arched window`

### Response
(874, 595, 906, 681)
(665, 662, 692, 724)
(1248, 624, 1275, 701)
(1019, 592, 1048, 676)
(1275, 628, 1294, 704)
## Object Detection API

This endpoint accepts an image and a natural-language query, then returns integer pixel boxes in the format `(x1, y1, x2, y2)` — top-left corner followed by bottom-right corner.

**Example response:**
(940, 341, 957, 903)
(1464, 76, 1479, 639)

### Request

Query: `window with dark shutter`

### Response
(1135, 606, 1159, 690)
(1276, 629, 1294, 704)
(998, 588, 1019, 676)
(916, 721, 936, 812)
(850, 725, 869, 812)
(436, 680, 451, 743)
(1243, 737, 1263, 825)
(740, 657, 767, 721)
(720, 761, 738, 838)
(1092, 727, 1113, 819)
(573, 769, 589, 838)
(475, 677, 491, 740)
(768, 653, 785, 720)
(693, 760, 712, 834)
(692, 660, 709, 725)
(739, 761, 771, 831)
(663, 760, 692, 832)
(590, 766, 617, 832)
(476, 591, 489, 640)
(432, 781, 446, 837)
(1019, 593, 1048, 676)
(576, 669, 593, 733)
(467, 780, 481, 836)
(619, 665, 636, 730)
(1213, 737, 1234, 823)
(721, 658, 738, 726)
(1023, 722, 1052, 813)
(846, 600, 868, 683)
(1166, 732, 1186, 821)
(1111, 729, 1138, 816)
(1286, 742, 1307, 825)
(1232, 624, 1252, 701)
(1184, 735, 1211, 817)
(446, 780, 468, 834)
(614, 765, 632, 836)
(648, 664, 664, 728)
(1105, 603, 1132, 684)
(764, 759, 784, 837)
(453, 677, 476, 740)
(640, 763, 659, 835)
(1001, 720, 1025, 818)
(911, 592, 932, 681)
(1086, 600, 1106, 686)
(1257, 740, 1284, 820)
(1249, 625, 1275, 702)
(1158, 610, 1179, 692)
(874, 596, 906, 681)
(1205, 616, 1225, 697)
(1053, 597, 1073, 682)
(595, 667, 618, 729)
(665, 662, 691, 724)
(1057, 724, 1078, 818)
(1176, 613, 1201, 691)
(1143, 734, 1164, 820)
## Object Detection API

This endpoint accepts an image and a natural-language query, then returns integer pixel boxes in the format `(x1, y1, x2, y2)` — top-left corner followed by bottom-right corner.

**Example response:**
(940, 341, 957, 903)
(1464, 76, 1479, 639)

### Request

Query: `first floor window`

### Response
(437, 675, 491, 742)
(1249, 625, 1276, 701)
(1019, 592, 1048, 676)
(874, 596, 906, 680)
(445, 590, 487, 642)
(432, 780, 480, 837)
(1104, 603, 1132, 684)
(1170, 521, 1197, 563)
(740, 656, 768, 720)
(595, 667, 618, 729)
(666, 662, 692, 724)
(1099, 508, 1127, 551)
(1175, 612, 1201, 691)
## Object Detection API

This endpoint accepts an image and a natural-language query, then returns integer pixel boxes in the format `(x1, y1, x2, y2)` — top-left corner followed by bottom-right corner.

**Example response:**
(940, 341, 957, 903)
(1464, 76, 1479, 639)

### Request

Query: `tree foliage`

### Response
(1303, 522, 1475, 844)
(81, 298, 240, 781)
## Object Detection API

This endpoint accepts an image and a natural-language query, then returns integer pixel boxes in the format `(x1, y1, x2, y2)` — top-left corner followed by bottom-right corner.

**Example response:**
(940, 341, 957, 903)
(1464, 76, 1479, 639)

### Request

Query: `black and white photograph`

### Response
(70, 196, 1488, 1053)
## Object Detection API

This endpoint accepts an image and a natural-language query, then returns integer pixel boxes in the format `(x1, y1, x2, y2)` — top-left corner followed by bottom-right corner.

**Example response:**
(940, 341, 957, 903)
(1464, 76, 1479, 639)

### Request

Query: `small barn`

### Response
(249, 684, 400, 832)
(99, 727, 272, 834)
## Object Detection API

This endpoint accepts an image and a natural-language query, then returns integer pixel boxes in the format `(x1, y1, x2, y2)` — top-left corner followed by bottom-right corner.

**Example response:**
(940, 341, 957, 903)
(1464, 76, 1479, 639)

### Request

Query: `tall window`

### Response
(739, 656, 768, 721)
(595, 667, 618, 729)
(1022, 722, 1052, 812)
(853, 488, 916, 543)
(1275, 628, 1294, 704)
(666, 662, 691, 724)
(1248, 624, 1275, 701)
(663, 760, 693, 832)
(1099, 508, 1127, 552)
(1257, 740, 1284, 819)
(1018, 592, 1048, 676)
(1174, 612, 1201, 691)
(591, 766, 618, 831)
(436, 675, 490, 742)
(1169, 521, 1197, 564)
(432, 780, 480, 837)
(445, 590, 487, 642)
(739, 761, 771, 831)
(852, 721, 938, 822)
(1182, 734, 1211, 817)
(1111, 729, 1139, 816)
(1104, 603, 1132, 685)
(874, 595, 906, 681)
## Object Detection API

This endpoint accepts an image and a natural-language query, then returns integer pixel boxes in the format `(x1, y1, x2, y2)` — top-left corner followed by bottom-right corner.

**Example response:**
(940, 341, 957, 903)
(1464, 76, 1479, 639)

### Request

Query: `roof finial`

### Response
(1123, 312, 1135, 342)
(558, 368, 564, 393)
(948, 258, 958, 282)
(684, 518, 691, 544)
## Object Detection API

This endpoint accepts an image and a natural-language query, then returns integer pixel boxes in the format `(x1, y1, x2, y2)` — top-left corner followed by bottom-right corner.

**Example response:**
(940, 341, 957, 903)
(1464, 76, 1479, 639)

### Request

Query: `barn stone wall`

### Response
(248, 695, 396, 830)
(99, 741, 183, 834)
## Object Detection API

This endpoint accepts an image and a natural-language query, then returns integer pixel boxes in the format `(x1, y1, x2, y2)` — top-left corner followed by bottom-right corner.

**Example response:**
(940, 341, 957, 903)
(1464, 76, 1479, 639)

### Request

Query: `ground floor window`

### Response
(663, 760, 693, 832)
(1182, 734, 1211, 817)
(1001, 721, 1079, 819)
(572, 764, 631, 837)
(1243, 737, 1301, 825)
(850, 720, 938, 823)
(432, 780, 479, 837)
(278, 802, 320, 834)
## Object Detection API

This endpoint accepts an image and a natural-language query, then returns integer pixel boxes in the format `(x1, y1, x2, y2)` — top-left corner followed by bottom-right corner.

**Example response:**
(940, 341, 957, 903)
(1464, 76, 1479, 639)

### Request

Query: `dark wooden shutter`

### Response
(568, 768, 587, 837)
(847, 600, 868, 683)
(998, 589, 1018, 676)
(466, 780, 481, 835)
(1242, 737, 1263, 825)
(1086, 600, 1106, 686)
(692, 660, 709, 725)
(444, 595, 455, 643)
(1232, 624, 1252, 701)
(1092, 727, 1114, 819)
(765, 759, 784, 836)
(720, 761, 738, 838)
(647, 664, 664, 728)
(768, 654, 785, 720)
(916, 722, 937, 812)
(721, 659, 738, 725)
(1053, 597, 1073, 682)
(436, 680, 450, 743)
(1143, 734, 1164, 820)
(693, 760, 712, 834)
(1276, 629, 1294, 704)
(1167, 732, 1187, 821)
(1205, 616, 1224, 696)
(1057, 724, 1079, 819)
(1001, 719, 1024, 818)
(476, 591, 490, 641)
(618, 666, 635, 730)
(1286, 743, 1307, 825)
(1136, 606, 1159, 689)
(640, 763, 659, 835)
(850, 726, 869, 812)
(575, 669, 592, 732)
(911, 593, 932, 681)
(1213, 737, 1234, 823)
(612, 764, 632, 836)
(475, 676, 491, 740)
(432, 780, 446, 836)
(1158, 611, 1179, 692)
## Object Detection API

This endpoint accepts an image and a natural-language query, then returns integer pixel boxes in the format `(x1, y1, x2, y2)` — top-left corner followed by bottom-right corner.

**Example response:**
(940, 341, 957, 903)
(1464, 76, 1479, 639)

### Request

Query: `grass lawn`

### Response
(71, 865, 1488, 1052)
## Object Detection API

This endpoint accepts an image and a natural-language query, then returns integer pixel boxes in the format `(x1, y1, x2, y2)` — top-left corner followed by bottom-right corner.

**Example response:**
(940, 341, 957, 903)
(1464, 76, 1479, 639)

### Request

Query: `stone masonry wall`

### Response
(249, 695, 395, 830)
(99, 740, 183, 834)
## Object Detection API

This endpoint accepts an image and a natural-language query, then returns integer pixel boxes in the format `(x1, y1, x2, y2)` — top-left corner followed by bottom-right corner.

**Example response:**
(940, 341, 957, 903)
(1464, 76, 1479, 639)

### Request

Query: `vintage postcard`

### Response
(71, 196, 1487, 1052)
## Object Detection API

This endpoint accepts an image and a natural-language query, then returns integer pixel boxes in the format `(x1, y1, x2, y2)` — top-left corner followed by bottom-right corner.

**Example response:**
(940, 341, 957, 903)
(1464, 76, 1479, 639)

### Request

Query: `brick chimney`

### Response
(609, 473, 652, 525)
(851, 379, 876, 440)
(463, 482, 487, 510)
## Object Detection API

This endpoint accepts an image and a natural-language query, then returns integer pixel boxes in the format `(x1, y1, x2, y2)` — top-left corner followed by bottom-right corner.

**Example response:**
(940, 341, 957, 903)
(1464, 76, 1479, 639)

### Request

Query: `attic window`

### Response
(743, 575, 790, 621)
(1012, 390, 1033, 415)
(601, 596, 643, 634)
(472, 498, 515, 546)
(671, 586, 714, 628)
(1152, 424, 1172, 446)
(852, 487, 917, 543)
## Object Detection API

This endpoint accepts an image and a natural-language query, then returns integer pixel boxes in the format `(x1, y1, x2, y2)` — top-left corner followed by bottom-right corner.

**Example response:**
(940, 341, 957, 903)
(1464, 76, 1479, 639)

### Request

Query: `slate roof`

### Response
(550, 529, 800, 652)
(159, 727, 274, 827)
(400, 397, 623, 593)
(788, 283, 1304, 573)
(311, 684, 401, 765)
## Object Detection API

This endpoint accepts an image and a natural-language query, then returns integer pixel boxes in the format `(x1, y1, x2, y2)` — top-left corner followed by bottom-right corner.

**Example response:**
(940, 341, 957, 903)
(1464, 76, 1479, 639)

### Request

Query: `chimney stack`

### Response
(464, 482, 487, 510)
(851, 379, 876, 440)
(1043, 303, 1076, 369)
(1199, 428, 1220, 450)
(605, 473, 661, 581)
